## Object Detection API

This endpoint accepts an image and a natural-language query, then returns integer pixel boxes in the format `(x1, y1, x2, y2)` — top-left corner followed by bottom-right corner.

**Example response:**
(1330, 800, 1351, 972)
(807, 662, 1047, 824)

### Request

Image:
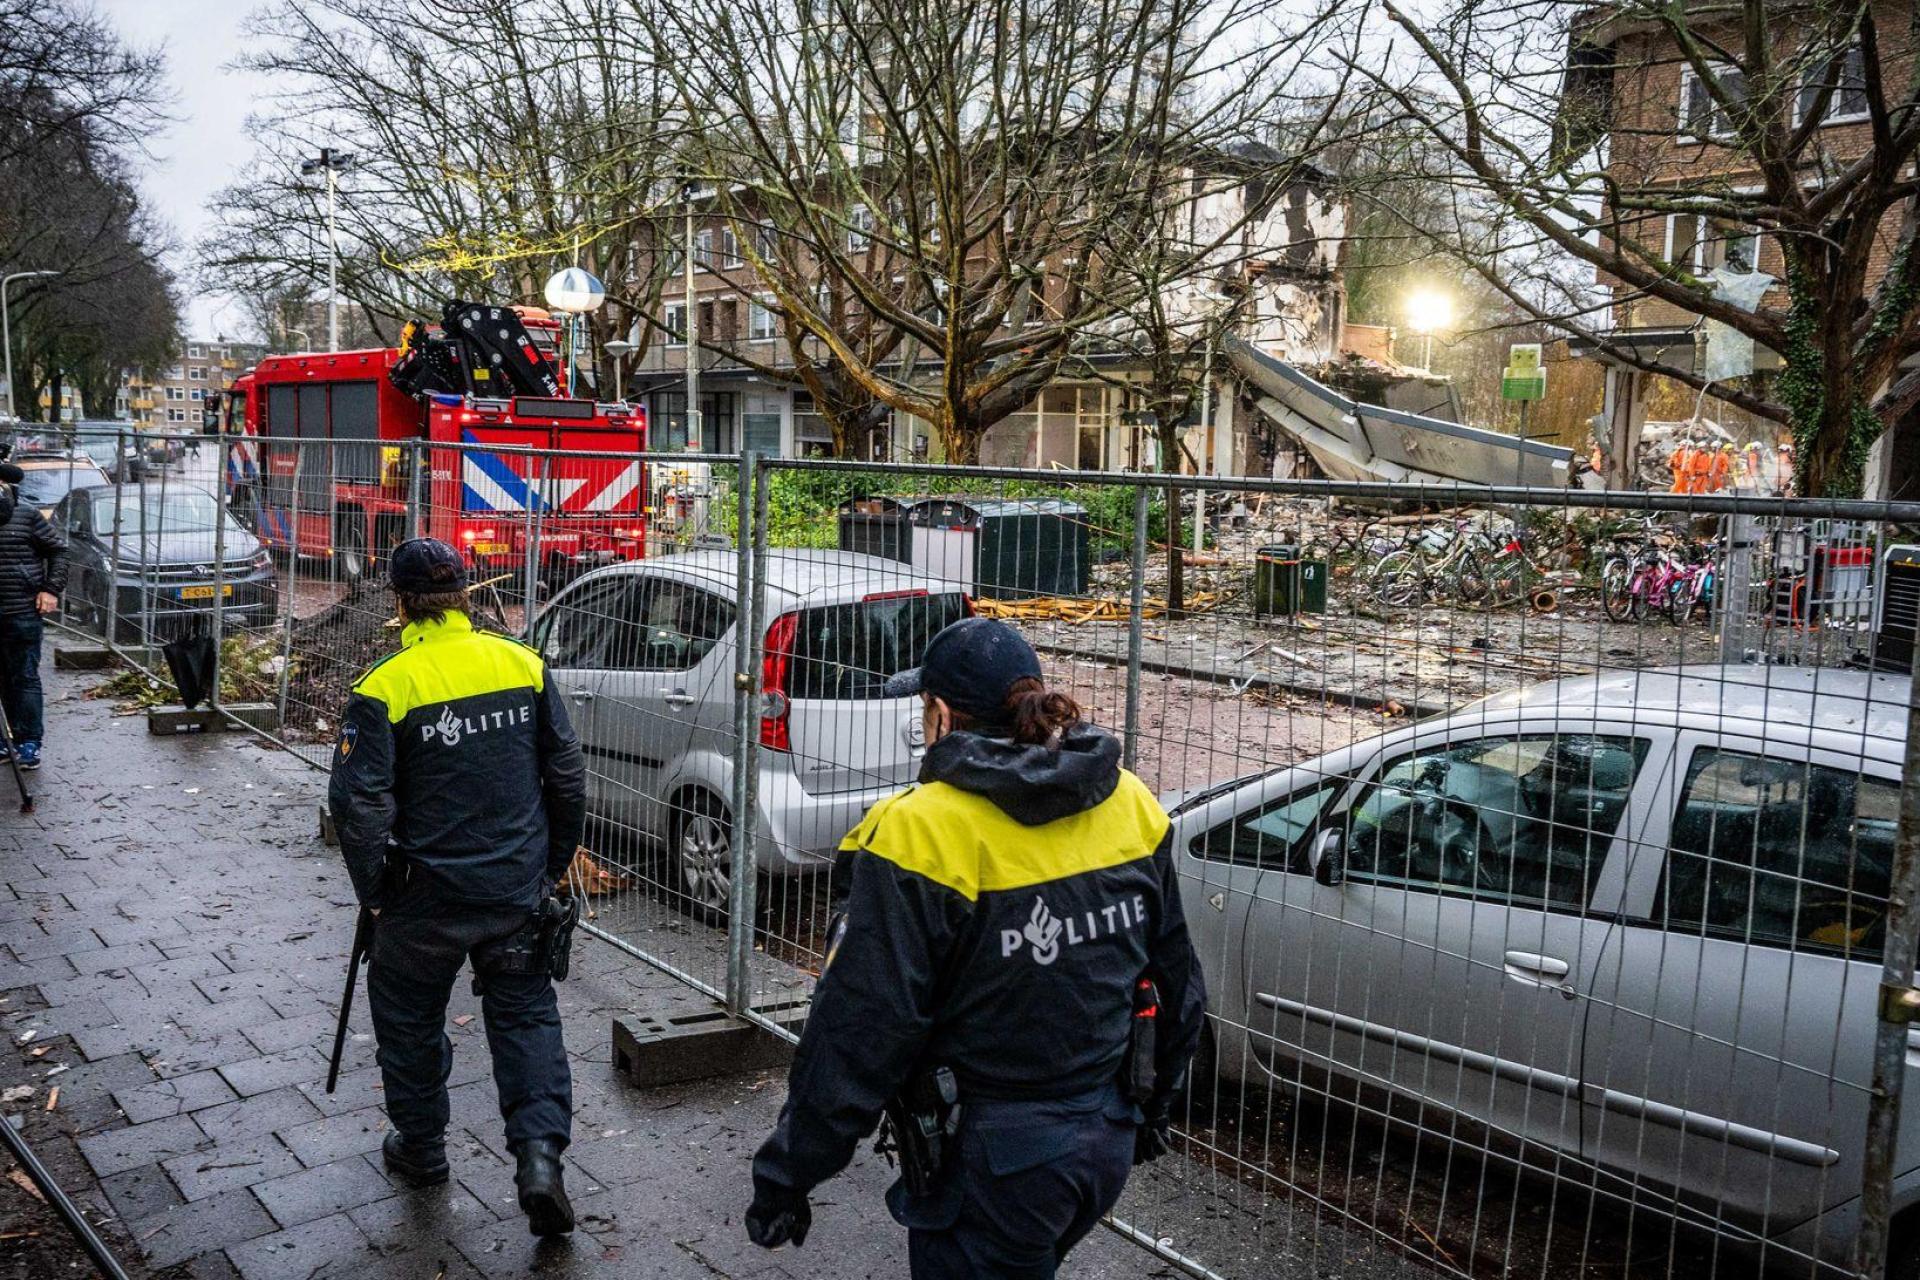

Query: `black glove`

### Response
(1134, 1110, 1173, 1166)
(745, 1176, 811, 1249)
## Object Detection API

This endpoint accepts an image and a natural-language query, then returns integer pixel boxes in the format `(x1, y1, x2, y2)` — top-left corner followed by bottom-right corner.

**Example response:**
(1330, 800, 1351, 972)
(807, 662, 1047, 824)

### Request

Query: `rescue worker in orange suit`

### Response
(744, 618, 1206, 1278)
(1669, 440, 1695, 493)
(1706, 441, 1734, 493)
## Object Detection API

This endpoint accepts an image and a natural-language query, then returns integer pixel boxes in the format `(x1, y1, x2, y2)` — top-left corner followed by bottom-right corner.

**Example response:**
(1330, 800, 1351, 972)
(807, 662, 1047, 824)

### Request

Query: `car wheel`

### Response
(669, 792, 733, 923)
(335, 515, 369, 582)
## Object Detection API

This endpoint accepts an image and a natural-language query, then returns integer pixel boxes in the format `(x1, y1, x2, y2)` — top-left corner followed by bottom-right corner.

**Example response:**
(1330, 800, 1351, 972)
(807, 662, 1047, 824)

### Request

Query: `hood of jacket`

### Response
(918, 723, 1121, 826)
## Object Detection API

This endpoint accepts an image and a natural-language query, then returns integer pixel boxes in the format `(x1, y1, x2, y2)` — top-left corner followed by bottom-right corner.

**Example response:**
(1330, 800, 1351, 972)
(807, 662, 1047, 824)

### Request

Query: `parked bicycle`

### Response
(1370, 516, 1549, 610)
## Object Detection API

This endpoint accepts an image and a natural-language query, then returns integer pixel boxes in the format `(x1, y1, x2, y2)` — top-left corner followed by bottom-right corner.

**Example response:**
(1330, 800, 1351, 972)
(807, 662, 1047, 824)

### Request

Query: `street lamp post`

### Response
(683, 183, 701, 450)
(1404, 288, 1453, 374)
(603, 339, 634, 403)
(285, 326, 311, 352)
(1, 270, 60, 423)
(300, 149, 356, 352)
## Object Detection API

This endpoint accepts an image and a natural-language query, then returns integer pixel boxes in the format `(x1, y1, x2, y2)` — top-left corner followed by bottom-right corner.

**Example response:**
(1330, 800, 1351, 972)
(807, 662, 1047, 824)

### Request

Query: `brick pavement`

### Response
(1, 647, 1425, 1280)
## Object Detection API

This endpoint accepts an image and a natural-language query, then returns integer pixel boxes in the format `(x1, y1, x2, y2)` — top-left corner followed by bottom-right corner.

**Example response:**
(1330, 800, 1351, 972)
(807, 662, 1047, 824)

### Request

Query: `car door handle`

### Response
(568, 689, 594, 702)
(1503, 951, 1570, 980)
(659, 689, 696, 708)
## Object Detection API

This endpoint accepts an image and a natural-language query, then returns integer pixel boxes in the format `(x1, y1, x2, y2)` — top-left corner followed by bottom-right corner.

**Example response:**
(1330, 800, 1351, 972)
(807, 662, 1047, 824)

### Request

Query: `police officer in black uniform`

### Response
(745, 617, 1206, 1277)
(328, 539, 587, 1236)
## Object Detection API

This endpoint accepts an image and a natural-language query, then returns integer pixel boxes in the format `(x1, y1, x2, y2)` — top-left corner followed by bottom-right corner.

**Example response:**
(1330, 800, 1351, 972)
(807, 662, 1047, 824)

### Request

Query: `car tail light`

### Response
(961, 594, 975, 615)
(760, 611, 798, 751)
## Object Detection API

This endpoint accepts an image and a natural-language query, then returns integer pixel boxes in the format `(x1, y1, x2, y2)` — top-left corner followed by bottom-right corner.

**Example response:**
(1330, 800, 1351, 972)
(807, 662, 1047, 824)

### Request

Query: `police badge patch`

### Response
(337, 722, 358, 762)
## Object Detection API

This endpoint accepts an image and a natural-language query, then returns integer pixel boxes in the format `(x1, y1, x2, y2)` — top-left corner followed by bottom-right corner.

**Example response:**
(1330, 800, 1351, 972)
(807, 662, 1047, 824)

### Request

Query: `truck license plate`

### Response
(180, 584, 233, 600)
(470, 541, 510, 555)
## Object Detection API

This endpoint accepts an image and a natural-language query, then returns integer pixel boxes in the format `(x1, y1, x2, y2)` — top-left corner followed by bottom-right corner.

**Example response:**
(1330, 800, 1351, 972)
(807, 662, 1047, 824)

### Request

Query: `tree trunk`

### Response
(1157, 417, 1185, 614)
(1779, 269, 1884, 498)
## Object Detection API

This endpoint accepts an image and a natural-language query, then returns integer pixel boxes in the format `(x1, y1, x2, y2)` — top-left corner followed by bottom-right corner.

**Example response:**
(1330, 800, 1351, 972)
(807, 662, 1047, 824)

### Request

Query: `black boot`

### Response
(381, 1131, 449, 1188)
(513, 1138, 574, 1236)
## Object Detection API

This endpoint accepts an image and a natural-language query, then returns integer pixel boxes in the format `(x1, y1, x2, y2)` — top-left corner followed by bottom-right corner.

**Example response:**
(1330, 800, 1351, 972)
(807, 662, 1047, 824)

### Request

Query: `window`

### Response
(187, 344, 202, 358)
(695, 228, 714, 270)
(749, 298, 777, 341)
(717, 227, 742, 269)
(166, 386, 185, 401)
(663, 303, 687, 347)
(190, 388, 202, 401)
(848, 203, 873, 253)
(1658, 749, 1897, 956)
(785, 593, 972, 700)
(545, 571, 641, 667)
(1344, 733, 1649, 910)
(755, 221, 778, 260)
(167, 408, 186, 422)
(1665, 214, 1761, 275)
(1192, 779, 1343, 868)
(1799, 42, 1868, 125)
(610, 579, 734, 671)
(1680, 65, 1748, 141)
(189, 367, 206, 381)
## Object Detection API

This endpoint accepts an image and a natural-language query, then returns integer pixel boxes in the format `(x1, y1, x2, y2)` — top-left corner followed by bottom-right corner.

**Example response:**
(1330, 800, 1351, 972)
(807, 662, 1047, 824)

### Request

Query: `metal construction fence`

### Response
(41, 426, 1920, 1280)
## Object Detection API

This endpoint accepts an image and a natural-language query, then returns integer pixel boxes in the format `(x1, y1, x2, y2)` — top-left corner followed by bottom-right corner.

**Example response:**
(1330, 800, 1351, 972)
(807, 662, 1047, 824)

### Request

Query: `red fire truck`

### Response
(215, 302, 647, 583)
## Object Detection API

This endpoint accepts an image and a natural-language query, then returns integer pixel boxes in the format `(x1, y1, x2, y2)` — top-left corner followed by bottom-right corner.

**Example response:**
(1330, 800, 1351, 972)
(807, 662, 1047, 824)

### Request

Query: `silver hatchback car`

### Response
(1172, 665, 1910, 1274)
(533, 550, 970, 913)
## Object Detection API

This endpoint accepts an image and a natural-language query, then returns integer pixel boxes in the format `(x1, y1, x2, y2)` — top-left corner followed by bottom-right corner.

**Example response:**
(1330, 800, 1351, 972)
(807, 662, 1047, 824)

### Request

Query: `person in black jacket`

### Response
(327, 538, 587, 1236)
(746, 617, 1206, 1278)
(0, 463, 67, 771)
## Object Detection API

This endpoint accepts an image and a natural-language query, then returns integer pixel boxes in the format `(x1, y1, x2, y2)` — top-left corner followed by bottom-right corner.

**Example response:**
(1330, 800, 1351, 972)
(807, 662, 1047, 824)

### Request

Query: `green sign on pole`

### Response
(1502, 342, 1546, 401)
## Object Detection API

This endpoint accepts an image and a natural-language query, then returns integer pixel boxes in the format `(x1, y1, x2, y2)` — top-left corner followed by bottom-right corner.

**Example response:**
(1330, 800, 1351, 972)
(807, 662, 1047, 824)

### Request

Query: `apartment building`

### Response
(1562, 3, 1919, 496)
(625, 161, 1347, 474)
(120, 338, 267, 428)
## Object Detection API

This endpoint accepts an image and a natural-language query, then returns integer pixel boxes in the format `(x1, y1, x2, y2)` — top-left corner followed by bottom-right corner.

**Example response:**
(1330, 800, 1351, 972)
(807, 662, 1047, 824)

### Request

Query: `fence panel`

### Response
(45, 426, 1918, 1280)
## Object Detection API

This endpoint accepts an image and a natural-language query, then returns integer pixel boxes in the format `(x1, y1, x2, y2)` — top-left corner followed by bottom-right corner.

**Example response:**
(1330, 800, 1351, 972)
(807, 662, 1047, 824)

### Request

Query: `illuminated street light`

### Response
(1404, 289, 1453, 372)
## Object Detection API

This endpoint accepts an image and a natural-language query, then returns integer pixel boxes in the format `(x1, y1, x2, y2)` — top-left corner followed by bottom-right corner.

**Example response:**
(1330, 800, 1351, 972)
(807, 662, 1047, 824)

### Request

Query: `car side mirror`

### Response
(1311, 827, 1345, 887)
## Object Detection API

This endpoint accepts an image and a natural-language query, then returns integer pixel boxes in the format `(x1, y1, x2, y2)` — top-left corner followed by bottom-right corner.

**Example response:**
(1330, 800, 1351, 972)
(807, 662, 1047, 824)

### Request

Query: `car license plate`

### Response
(179, 584, 233, 600)
(470, 541, 510, 555)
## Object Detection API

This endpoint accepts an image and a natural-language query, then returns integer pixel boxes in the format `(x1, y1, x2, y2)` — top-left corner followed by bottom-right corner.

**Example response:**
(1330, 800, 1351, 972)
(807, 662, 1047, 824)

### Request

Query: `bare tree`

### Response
(2, 0, 178, 419)
(1330, 0, 1920, 496)
(649, 0, 1326, 463)
(202, 0, 680, 375)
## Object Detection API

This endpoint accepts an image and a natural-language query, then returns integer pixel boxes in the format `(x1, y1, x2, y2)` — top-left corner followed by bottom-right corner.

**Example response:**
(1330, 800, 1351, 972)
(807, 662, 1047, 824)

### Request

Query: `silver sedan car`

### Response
(534, 549, 970, 915)
(1171, 665, 1909, 1275)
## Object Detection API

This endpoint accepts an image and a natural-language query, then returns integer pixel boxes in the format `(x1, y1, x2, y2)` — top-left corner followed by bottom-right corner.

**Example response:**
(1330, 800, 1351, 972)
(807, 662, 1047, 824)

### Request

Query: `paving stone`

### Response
(145, 1029, 271, 1079)
(134, 951, 234, 994)
(173, 995, 282, 1038)
(296, 1063, 383, 1117)
(198, 968, 311, 1005)
(276, 1104, 390, 1168)
(0, 951, 80, 990)
(240, 1010, 340, 1056)
(72, 1017, 176, 1062)
(345, 1183, 492, 1251)
(79, 1113, 208, 1178)
(250, 1154, 395, 1229)
(92, 913, 187, 947)
(40, 1048, 164, 1107)
(11, 922, 108, 962)
(196, 1086, 325, 1145)
(68, 939, 168, 976)
(219, 1047, 330, 1097)
(224, 1212, 371, 1280)
(97, 1161, 186, 1223)
(164, 1136, 303, 1201)
(112, 1068, 238, 1123)
(132, 1186, 279, 1270)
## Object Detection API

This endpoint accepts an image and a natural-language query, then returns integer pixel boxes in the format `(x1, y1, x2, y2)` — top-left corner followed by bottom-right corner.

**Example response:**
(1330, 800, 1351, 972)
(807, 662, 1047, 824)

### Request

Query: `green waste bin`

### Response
(1254, 544, 1329, 616)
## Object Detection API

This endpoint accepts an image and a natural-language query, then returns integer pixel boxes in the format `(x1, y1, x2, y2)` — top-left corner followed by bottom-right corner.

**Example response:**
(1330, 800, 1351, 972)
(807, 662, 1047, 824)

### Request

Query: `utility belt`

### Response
(471, 894, 582, 988)
(876, 973, 1162, 1198)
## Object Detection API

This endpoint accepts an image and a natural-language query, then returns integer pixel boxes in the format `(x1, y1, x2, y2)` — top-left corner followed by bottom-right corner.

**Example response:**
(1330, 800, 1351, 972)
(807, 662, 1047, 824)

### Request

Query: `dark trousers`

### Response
(0, 614, 44, 744)
(366, 885, 571, 1151)
(892, 1086, 1137, 1279)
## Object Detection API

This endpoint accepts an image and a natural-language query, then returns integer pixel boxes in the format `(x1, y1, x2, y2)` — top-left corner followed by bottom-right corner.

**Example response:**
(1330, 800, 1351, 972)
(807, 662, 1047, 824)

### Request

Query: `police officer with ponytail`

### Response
(745, 617, 1206, 1277)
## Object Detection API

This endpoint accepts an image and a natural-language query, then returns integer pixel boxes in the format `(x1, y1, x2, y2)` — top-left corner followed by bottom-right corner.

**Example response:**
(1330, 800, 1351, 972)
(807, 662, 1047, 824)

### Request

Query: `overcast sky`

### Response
(98, 0, 268, 341)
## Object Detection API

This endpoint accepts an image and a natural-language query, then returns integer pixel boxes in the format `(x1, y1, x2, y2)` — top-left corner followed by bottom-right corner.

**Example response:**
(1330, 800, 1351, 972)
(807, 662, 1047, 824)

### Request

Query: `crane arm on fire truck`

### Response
(388, 300, 563, 402)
